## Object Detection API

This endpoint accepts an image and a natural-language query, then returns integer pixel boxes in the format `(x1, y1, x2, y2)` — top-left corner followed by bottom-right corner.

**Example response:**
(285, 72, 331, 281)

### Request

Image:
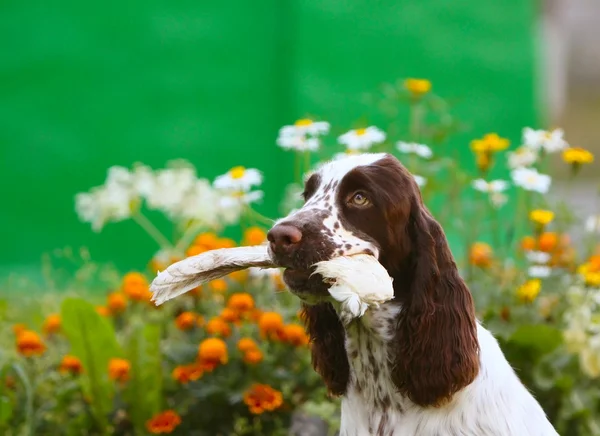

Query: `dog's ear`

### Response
(301, 302, 349, 396)
(390, 195, 480, 407)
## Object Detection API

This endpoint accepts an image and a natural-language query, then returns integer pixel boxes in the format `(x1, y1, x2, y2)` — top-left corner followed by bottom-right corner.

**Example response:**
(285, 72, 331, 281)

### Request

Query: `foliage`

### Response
(2, 77, 600, 435)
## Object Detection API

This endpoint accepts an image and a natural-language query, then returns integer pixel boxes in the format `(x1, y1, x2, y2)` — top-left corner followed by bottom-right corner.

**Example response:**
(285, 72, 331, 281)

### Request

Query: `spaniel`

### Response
(266, 153, 559, 436)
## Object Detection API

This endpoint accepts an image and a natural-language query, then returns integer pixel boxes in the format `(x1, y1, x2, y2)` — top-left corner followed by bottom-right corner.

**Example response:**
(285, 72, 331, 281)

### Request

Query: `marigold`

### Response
(243, 349, 263, 364)
(186, 245, 206, 257)
(220, 308, 240, 323)
(107, 292, 127, 314)
(13, 323, 27, 336)
(538, 232, 558, 252)
(43, 314, 61, 335)
(175, 312, 198, 331)
(562, 147, 594, 165)
(283, 324, 309, 346)
(227, 293, 255, 314)
(210, 279, 228, 293)
(59, 355, 83, 375)
(259, 312, 285, 340)
(520, 236, 536, 251)
(95, 306, 110, 317)
(146, 410, 182, 434)
(237, 337, 258, 353)
(172, 363, 204, 384)
(194, 232, 219, 249)
(243, 384, 284, 414)
(229, 270, 248, 283)
(108, 358, 130, 382)
(470, 133, 510, 153)
(243, 227, 267, 246)
(205, 317, 231, 337)
(404, 78, 432, 97)
(529, 209, 554, 226)
(216, 238, 236, 249)
(469, 242, 493, 268)
(122, 272, 152, 301)
(198, 337, 228, 368)
(517, 279, 541, 303)
(16, 330, 46, 356)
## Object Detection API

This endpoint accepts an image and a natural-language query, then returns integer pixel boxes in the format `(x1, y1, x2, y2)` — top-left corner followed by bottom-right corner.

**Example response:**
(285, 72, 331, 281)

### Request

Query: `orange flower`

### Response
(172, 363, 204, 384)
(243, 384, 283, 414)
(194, 232, 219, 249)
(227, 293, 255, 314)
(210, 279, 228, 293)
(259, 312, 285, 340)
(186, 245, 206, 257)
(243, 349, 263, 364)
(43, 314, 61, 335)
(146, 410, 182, 434)
(205, 317, 231, 337)
(520, 236, 536, 251)
(188, 285, 202, 297)
(107, 292, 128, 314)
(216, 238, 236, 249)
(198, 338, 228, 368)
(220, 308, 240, 323)
(122, 272, 152, 301)
(243, 227, 267, 246)
(96, 306, 110, 317)
(16, 330, 46, 356)
(538, 232, 558, 252)
(175, 312, 198, 331)
(59, 355, 83, 375)
(237, 337, 258, 353)
(229, 270, 248, 283)
(283, 324, 309, 346)
(250, 308, 264, 323)
(469, 242, 493, 268)
(13, 323, 27, 336)
(108, 358, 130, 382)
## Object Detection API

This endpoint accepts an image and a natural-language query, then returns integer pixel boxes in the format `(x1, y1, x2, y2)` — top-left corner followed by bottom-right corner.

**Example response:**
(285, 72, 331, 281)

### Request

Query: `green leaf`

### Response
(125, 320, 163, 432)
(0, 396, 12, 426)
(61, 297, 121, 433)
(508, 324, 563, 354)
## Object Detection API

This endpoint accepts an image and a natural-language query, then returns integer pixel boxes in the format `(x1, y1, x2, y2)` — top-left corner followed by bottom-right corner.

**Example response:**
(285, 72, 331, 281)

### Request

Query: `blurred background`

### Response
(0, 0, 598, 279)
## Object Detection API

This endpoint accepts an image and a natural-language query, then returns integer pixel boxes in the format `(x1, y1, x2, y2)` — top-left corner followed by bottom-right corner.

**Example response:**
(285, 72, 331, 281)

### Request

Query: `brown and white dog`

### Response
(267, 153, 558, 436)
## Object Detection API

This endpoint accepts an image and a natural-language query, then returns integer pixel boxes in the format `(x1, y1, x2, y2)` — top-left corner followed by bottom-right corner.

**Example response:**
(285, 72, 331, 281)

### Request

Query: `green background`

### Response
(0, 0, 539, 279)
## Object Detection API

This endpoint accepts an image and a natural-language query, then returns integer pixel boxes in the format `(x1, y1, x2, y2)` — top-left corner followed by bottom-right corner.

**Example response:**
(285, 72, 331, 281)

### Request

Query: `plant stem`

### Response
(131, 212, 172, 250)
(409, 101, 424, 142)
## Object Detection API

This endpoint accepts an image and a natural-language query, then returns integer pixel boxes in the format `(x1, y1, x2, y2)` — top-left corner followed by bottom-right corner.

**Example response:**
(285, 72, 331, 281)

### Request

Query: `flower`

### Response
(59, 355, 83, 375)
(195, 232, 219, 249)
(16, 330, 46, 356)
(205, 317, 231, 337)
(96, 306, 110, 317)
(175, 312, 198, 331)
(283, 324, 309, 346)
(529, 210, 554, 226)
(227, 293, 255, 314)
(220, 308, 240, 323)
(489, 192, 508, 209)
(528, 266, 552, 278)
(523, 127, 568, 153)
(243, 227, 267, 246)
(75, 183, 134, 232)
(338, 127, 386, 151)
(507, 147, 537, 169)
(214, 167, 263, 193)
(580, 348, 600, 379)
(470, 133, 510, 153)
(278, 119, 330, 139)
(562, 147, 594, 165)
(525, 251, 551, 264)
(237, 338, 259, 353)
(511, 167, 551, 193)
(277, 135, 320, 152)
(538, 232, 558, 252)
(209, 279, 228, 293)
(172, 363, 204, 384)
(146, 410, 182, 434)
(521, 236, 536, 251)
(412, 175, 427, 188)
(243, 384, 284, 414)
(586, 215, 600, 234)
(259, 312, 285, 340)
(122, 272, 151, 301)
(475, 151, 492, 172)
(108, 358, 130, 382)
(42, 314, 61, 335)
(471, 179, 509, 193)
(396, 142, 433, 159)
(107, 292, 127, 314)
(469, 242, 493, 268)
(404, 78, 432, 97)
(243, 349, 263, 364)
(142, 163, 196, 216)
(198, 338, 228, 368)
(517, 279, 541, 303)
(12, 324, 27, 336)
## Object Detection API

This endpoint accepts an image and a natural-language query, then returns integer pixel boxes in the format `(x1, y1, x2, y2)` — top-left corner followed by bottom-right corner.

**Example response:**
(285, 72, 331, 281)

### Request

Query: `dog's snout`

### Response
(267, 224, 302, 252)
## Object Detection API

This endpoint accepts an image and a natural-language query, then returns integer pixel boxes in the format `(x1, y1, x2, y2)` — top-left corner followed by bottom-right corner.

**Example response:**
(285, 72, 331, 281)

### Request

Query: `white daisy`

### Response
(105, 166, 132, 186)
(528, 265, 552, 278)
(413, 175, 427, 187)
(338, 126, 386, 151)
(511, 167, 551, 193)
(213, 166, 262, 192)
(145, 166, 197, 215)
(526, 251, 551, 264)
(276, 135, 320, 152)
(75, 183, 133, 232)
(131, 164, 155, 198)
(523, 127, 568, 153)
(396, 142, 433, 159)
(585, 215, 600, 234)
(176, 179, 222, 226)
(278, 119, 330, 138)
(471, 179, 509, 193)
(507, 147, 537, 169)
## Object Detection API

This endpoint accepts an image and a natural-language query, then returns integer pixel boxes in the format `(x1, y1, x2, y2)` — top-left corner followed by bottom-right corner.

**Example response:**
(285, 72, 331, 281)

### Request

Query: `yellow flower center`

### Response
(355, 128, 367, 136)
(230, 166, 246, 179)
(294, 118, 313, 127)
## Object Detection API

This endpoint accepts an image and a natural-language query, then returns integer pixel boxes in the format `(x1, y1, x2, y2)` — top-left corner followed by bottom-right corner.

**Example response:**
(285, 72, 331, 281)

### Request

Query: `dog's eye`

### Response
(350, 192, 370, 207)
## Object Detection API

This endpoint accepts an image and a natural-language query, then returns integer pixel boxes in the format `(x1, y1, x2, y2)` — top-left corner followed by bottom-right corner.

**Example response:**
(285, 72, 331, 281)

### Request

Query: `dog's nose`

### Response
(267, 224, 302, 252)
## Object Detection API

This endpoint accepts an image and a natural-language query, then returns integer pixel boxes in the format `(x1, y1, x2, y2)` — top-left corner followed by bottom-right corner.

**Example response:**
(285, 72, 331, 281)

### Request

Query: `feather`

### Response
(150, 245, 276, 305)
